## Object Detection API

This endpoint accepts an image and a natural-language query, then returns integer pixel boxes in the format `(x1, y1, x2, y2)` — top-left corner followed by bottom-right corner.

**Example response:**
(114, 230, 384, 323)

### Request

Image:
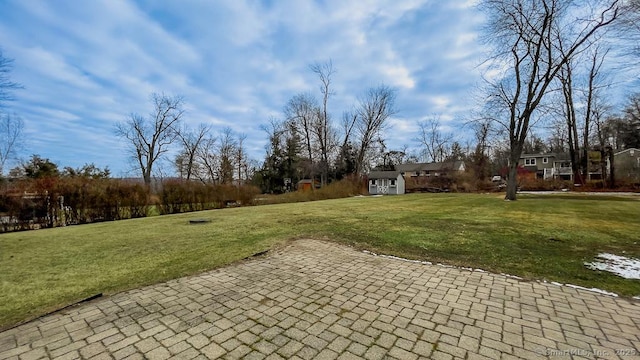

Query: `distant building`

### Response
(297, 179, 319, 191)
(519, 153, 572, 180)
(396, 161, 465, 179)
(613, 148, 640, 183)
(518, 152, 604, 181)
(367, 171, 405, 195)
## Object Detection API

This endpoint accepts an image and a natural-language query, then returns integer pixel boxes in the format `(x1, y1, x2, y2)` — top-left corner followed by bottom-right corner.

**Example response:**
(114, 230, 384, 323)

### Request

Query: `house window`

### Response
(390, 179, 396, 186)
(370, 179, 376, 185)
(525, 158, 536, 166)
(543, 157, 548, 164)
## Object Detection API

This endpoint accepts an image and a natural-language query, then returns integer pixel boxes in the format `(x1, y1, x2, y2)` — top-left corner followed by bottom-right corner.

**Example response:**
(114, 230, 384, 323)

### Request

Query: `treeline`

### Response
(0, 156, 260, 232)
(254, 62, 398, 194)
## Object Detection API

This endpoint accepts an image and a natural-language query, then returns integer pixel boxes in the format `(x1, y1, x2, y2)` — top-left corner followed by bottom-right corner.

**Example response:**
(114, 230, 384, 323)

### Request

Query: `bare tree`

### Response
(310, 60, 337, 185)
(470, 120, 492, 180)
(341, 110, 358, 149)
(175, 123, 210, 180)
(546, 116, 569, 152)
(480, 0, 620, 200)
(115, 93, 184, 187)
(217, 127, 238, 185)
(284, 93, 319, 165)
(354, 85, 397, 175)
(557, 39, 610, 184)
(0, 112, 23, 175)
(0, 50, 21, 108)
(558, 57, 582, 184)
(593, 106, 613, 186)
(415, 116, 453, 162)
(195, 136, 218, 184)
(0, 50, 24, 175)
(618, 0, 640, 56)
(236, 133, 248, 185)
(581, 46, 609, 181)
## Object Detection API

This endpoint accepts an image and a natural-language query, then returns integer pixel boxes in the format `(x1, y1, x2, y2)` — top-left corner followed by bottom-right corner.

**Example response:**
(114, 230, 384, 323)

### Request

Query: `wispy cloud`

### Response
(0, 0, 490, 173)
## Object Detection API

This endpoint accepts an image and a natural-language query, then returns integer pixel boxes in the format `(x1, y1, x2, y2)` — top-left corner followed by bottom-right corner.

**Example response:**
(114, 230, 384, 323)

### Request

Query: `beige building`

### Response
(613, 148, 640, 182)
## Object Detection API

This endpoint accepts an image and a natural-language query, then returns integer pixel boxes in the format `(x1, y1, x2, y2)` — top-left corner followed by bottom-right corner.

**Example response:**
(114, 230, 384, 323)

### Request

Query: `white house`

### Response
(368, 171, 405, 195)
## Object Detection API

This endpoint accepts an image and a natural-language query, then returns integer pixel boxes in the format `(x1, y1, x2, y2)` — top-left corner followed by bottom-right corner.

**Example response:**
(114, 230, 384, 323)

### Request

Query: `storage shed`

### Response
(368, 171, 405, 195)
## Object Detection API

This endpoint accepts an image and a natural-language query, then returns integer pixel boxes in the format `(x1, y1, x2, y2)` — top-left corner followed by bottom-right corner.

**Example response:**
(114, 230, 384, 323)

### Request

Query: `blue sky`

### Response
(0, 0, 488, 176)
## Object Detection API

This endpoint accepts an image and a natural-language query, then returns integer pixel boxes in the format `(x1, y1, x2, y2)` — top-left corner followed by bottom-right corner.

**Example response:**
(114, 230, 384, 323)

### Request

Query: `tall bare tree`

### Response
(175, 123, 210, 180)
(581, 47, 609, 181)
(115, 93, 184, 187)
(558, 57, 582, 184)
(471, 120, 492, 181)
(284, 93, 320, 178)
(236, 133, 248, 185)
(0, 112, 23, 175)
(353, 85, 397, 175)
(195, 136, 218, 183)
(0, 50, 24, 175)
(0, 50, 21, 107)
(557, 40, 610, 184)
(480, 0, 620, 200)
(310, 60, 336, 185)
(415, 116, 453, 162)
(217, 127, 238, 185)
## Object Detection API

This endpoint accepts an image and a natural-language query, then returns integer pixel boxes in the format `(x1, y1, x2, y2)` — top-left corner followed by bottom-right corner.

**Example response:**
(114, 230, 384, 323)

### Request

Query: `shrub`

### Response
(260, 176, 366, 205)
(158, 181, 261, 215)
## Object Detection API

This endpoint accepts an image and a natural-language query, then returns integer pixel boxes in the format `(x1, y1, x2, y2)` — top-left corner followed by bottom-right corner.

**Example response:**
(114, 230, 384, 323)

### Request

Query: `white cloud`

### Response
(0, 0, 495, 173)
(382, 65, 416, 89)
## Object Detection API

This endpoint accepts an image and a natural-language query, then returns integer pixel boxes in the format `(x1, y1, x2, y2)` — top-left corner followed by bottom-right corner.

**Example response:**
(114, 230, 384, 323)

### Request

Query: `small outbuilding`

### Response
(368, 171, 405, 195)
(297, 179, 319, 191)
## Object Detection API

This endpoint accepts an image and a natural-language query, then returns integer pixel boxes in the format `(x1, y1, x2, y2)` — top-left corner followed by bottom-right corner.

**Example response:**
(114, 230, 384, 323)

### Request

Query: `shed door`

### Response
(379, 179, 389, 194)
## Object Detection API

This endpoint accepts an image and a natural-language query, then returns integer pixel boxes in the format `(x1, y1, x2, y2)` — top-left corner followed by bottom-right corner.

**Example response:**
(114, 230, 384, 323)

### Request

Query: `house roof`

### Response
(519, 152, 570, 160)
(368, 171, 402, 179)
(396, 161, 464, 173)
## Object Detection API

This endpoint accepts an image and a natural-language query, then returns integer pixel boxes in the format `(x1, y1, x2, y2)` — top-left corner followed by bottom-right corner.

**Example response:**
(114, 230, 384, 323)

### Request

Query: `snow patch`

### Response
(584, 253, 640, 280)
(362, 251, 492, 275)
(540, 280, 621, 297)
(564, 284, 618, 297)
(500, 273, 523, 280)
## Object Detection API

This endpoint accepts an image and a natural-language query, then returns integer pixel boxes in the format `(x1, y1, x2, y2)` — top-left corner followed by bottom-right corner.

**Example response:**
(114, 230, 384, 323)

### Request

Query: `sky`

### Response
(1, 0, 490, 176)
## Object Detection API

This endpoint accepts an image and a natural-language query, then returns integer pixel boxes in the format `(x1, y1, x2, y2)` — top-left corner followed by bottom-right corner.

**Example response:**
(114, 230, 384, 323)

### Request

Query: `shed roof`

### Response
(368, 171, 402, 179)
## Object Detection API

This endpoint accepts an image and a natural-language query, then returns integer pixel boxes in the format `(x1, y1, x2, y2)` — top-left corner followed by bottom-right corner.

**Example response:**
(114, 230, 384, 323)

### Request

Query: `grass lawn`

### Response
(1, 193, 639, 328)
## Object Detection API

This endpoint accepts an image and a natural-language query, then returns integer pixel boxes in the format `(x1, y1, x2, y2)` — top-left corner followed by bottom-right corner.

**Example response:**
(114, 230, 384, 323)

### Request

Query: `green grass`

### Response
(1, 193, 639, 328)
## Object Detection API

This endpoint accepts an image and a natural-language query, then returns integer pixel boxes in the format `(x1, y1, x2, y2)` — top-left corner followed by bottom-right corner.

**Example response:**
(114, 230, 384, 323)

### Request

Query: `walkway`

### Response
(1, 239, 638, 359)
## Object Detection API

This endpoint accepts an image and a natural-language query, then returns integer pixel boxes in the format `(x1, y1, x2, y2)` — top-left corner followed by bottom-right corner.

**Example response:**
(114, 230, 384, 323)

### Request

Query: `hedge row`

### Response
(0, 178, 260, 232)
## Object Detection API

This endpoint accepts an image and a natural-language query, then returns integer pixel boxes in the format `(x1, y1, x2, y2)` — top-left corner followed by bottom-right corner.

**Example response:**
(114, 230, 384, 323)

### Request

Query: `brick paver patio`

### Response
(1, 239, 639, 359)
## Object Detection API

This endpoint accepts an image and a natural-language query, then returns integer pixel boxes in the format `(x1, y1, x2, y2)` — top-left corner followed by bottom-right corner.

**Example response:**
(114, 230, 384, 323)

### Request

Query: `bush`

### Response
(259, 176, 366, 205)
(158, 181, 261, 215)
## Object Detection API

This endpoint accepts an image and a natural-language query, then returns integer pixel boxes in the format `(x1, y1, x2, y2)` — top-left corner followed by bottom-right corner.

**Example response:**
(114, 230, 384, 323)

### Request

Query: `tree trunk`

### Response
(607, 146, 615, 188)
(600, 148, 607, 188)
(505, 162, 519, 200)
